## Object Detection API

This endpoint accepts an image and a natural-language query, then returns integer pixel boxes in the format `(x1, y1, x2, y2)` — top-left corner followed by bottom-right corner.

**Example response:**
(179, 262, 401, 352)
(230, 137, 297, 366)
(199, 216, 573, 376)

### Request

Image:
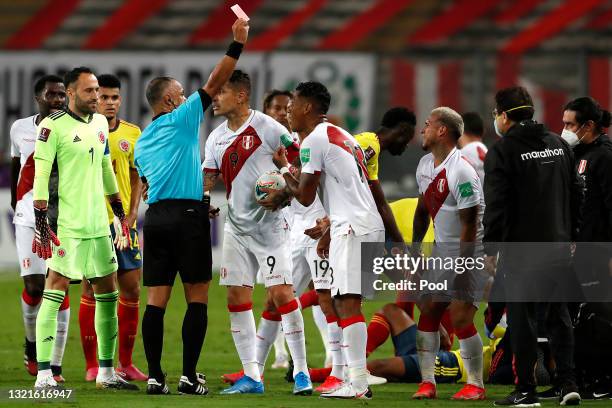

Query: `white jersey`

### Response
(460, 141, 487, 182)
(10, 114, 39, 227)
(285, 195, 327, 248)
(203, 110, 290, 235)
(300, 122, 383, 237)
(416, 148, 484, 243)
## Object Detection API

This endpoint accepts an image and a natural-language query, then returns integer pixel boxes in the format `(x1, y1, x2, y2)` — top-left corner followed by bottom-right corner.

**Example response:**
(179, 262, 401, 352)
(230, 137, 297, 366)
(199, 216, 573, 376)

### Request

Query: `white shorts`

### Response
(15, 225, 46, 277)
(292, 245, 331, 294)
(220, 228, 293, 288)
(329, 229, 384, 297)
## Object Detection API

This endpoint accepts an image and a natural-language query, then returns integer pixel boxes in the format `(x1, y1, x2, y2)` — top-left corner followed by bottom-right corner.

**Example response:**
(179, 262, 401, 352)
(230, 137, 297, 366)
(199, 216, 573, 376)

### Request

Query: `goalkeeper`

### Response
(31, 67, 137, 391)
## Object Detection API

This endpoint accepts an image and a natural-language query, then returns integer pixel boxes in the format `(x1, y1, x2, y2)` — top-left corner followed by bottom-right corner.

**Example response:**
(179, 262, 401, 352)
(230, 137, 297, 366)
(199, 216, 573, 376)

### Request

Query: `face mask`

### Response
(494, 117, 504, 137)
(561, 125, 584, 147)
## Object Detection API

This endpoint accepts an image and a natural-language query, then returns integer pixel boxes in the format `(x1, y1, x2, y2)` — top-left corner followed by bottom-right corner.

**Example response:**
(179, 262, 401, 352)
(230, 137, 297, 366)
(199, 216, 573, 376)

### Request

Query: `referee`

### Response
(134, 18, 249, 395)
(483, 86, 583, 407)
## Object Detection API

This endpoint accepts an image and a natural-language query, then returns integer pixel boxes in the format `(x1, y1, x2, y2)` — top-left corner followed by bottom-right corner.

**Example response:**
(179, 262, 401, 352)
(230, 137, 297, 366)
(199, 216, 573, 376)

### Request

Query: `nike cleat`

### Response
(220, 375, 264, 395)
(412, 381, 436, 399)
(293, 372, 313, 395)
(221, 370, 244, 385)
(315, 376, 343, 393)
(494, 389, 540, 407)
(117, 364, 148, 382)
(320, 382, 372, 399)
(451, 384, 486, 400)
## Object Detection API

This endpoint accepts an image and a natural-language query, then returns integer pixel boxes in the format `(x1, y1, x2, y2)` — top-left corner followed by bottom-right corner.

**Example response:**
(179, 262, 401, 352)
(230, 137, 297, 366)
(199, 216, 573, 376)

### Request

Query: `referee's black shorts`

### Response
(143, 199, 212, 286)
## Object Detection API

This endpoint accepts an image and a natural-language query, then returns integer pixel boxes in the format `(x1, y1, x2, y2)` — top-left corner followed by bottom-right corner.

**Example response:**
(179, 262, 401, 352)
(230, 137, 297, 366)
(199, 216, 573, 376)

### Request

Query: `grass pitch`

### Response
(0, 271, 591, 407)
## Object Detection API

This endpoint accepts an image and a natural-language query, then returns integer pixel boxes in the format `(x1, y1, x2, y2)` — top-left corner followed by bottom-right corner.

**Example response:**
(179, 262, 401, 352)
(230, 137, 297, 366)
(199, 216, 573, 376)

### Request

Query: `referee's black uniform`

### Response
(484, 119, 583, 396)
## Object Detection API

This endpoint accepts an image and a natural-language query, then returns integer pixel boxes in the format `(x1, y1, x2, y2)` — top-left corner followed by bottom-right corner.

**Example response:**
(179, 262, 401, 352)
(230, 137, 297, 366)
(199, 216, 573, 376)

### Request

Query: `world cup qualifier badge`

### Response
(38, 127, 51, 142)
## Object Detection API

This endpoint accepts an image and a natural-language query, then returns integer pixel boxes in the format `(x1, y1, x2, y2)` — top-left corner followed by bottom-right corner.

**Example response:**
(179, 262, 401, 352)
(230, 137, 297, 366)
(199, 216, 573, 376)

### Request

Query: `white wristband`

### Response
(280, 166, 290, 175)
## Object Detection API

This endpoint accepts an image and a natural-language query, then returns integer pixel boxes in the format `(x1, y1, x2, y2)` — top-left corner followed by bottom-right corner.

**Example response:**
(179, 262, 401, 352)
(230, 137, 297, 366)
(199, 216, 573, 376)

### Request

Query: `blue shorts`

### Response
(392, 326, 421, 382)
(109, 224, 142, 271)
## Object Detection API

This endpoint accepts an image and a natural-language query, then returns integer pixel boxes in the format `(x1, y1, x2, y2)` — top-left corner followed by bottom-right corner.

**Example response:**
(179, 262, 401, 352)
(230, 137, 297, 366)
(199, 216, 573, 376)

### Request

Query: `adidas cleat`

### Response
(178, 373, 208, 395)
(146, 377, 170, 395)
(34, 374, 61, 389)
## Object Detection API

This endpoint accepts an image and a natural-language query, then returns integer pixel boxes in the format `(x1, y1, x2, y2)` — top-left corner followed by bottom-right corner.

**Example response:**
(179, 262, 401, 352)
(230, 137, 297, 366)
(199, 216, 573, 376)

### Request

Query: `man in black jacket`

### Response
(483, 87, 583, 407)
(560, 97, 612, 399)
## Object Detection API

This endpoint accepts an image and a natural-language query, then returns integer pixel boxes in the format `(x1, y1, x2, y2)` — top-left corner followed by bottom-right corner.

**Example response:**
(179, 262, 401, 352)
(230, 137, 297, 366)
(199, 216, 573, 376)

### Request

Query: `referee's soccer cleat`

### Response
(293, 372, 313, 395)
(146, 377, 170, 395)
(320, 382, 372, 399)
(220, 375, 264, 395)
(96, 372, 139, 391)
(178, 373, 208, 395)
(536, 386, 560, 400)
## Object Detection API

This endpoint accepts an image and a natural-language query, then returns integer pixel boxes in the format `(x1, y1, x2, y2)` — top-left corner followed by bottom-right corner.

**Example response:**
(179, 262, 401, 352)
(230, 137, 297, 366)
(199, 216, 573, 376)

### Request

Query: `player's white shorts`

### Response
(220, 228, 293, 288)
(15, 225, 46, 277)
(292, 245, 331, 295)
(329, 229, 384, 297)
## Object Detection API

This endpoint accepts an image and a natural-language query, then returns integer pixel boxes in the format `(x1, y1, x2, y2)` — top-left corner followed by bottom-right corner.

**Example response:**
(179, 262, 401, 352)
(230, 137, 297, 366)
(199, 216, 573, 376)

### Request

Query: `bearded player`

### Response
(411, 107, 486, 400)
(10, 75, 70, 382)
(31, 67, 136, 391)
(77, 73, 146, 381)
(203, 71, 312, 396)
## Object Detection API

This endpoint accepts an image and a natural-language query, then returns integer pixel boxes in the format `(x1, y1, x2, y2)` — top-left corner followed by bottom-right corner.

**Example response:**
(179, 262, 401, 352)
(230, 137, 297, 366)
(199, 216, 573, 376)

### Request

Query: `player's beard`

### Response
(75, 94, 96, 115)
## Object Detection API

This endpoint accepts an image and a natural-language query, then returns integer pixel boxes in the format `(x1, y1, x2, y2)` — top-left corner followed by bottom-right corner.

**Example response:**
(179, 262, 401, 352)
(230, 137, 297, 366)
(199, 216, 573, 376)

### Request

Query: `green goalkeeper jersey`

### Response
(33, 109, 118, 239)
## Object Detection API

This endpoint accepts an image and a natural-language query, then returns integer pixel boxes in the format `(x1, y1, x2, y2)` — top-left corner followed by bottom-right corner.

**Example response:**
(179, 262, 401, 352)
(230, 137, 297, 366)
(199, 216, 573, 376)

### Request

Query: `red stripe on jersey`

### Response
(16, 153, 35, 201)
(220, 126, 262, 199)
(326, 126, 369, 181)
(423, 168, 450, 219)
(477, 146, 487, 161)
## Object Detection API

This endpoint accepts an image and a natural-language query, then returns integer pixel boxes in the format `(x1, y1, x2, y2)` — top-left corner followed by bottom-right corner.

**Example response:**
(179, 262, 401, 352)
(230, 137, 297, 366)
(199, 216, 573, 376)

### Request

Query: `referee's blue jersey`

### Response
(135, 89, 211, 204)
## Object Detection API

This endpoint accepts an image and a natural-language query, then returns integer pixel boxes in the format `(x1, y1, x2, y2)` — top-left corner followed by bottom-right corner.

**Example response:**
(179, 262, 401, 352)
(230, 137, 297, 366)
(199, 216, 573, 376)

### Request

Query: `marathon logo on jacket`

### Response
(520, 148, 565, 161)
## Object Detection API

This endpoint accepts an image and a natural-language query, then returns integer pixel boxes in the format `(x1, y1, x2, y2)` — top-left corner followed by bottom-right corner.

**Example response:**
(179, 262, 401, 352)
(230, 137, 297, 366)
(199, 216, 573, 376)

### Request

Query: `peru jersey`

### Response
(285, 194, 327, 248)
(300, 122, 383, 237)
(460, 141, 487, 182)
(203, 110, 290, 235)
(10, 114, 39, 227)
(416, 148, 484, 243)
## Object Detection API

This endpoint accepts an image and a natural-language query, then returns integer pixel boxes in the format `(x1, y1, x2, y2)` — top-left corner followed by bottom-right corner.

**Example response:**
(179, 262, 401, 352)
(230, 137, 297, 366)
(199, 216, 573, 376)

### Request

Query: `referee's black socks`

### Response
(182, 302, 208, 382)
(142, 304, 166, 382)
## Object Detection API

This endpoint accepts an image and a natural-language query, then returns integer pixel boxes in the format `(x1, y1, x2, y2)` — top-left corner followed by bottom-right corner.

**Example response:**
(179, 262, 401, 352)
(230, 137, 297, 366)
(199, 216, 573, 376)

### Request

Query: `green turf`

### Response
(0, 271, 592, 407)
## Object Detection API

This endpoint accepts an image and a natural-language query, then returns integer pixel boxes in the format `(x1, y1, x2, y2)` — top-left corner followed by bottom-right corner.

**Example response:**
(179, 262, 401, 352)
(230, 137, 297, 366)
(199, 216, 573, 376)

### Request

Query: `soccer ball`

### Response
(255, 170, 286, 201)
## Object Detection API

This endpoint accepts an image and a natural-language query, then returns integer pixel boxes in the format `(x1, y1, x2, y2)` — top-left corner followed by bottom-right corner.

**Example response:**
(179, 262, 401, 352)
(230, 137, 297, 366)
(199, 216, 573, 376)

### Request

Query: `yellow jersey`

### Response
(106, 119, 141, 224)
(389, 198, 435, 244)
(355, 132, 380, 181)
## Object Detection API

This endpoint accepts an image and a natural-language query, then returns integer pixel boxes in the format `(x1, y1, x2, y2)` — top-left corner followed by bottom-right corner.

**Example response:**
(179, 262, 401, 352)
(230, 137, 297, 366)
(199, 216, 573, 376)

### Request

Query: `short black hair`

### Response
(263, 89, 292, 113)
(146, 76, 174, 106)
(228, 70, 251, 96)
(564, 97, 611, 133)
(63, 66, 94, 88)
(295, 81, 330, 114)
(461, 111, 484, 137)
(97, 74, 121, 89)
(495, 86, 535, 122)
(34, 75, 63, 96)
(381, 107, 416, 128)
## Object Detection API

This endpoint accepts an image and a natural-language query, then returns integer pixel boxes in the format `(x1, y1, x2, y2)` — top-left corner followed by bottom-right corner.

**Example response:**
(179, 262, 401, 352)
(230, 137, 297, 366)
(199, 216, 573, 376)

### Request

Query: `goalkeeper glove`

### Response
(110, 198, 131, 251)
(32, 207, 60, 260)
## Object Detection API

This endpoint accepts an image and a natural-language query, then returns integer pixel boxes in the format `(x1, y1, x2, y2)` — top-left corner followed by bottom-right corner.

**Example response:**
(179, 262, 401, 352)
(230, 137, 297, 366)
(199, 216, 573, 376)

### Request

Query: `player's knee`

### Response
(25, 281, 44, 299)
(381, 303, 402, 319)
(269, 284, 294, 307)
(120, 284, 140, 300)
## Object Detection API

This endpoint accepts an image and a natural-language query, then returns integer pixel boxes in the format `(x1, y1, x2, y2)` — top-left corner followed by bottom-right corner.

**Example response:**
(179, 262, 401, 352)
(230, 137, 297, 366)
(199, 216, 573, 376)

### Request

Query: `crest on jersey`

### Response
(38, 127, 51, 142)
(119, 139, 129, 152)
(242, 135, 254, 150)
(437, 179, 446, 193)
(98, 131, 105, 144)
(57, 248, 66, 258)
(22, 258, 31, 269)
(578, 160, 587, 174)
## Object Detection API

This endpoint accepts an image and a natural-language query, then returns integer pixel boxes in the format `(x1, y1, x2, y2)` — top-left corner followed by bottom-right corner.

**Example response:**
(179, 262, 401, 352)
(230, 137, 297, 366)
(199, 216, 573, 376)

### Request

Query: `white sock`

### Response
(417, 330, 440, 385)
(97, 366, 114, 380)
(256, 314, 281, 375)
(229, 306, 261, 382)
(273, 330, 287, 359)
(21, 296, 41, 342)
(459, 332, 484, 388)
(327, 320, 345, 379)
(279, 300, 308, 377)
(51, 307, 70, 367)
(341, 318, 368, 390)
(312, 306, 330, 365)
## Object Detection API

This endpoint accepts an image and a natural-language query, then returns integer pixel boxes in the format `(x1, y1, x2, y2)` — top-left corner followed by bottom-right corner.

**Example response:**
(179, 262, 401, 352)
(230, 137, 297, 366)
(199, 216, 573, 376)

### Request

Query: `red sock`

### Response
(298, 289, 319, 310)
(118, 297, 139, 367)
(60, 294, 70, 310)
(22, 288, 42, 306)
(395, 301, 415, 319)
(79, 295, 97, 370)
(366, 313, 390, 356)
(440, 309, 455, 347)
(309, 366, 332, 383)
